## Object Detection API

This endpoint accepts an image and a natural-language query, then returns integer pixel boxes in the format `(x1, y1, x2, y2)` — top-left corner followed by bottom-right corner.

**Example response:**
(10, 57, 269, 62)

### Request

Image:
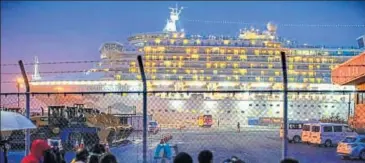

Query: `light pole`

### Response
(54, 87, 64, 105)
(16, 78, 22, 107)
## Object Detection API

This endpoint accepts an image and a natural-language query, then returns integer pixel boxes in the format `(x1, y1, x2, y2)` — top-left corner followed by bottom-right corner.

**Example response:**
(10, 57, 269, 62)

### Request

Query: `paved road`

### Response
(117, 126, 364, 163)
(169, 126, 281, 163)
(287, 143, 364, 163)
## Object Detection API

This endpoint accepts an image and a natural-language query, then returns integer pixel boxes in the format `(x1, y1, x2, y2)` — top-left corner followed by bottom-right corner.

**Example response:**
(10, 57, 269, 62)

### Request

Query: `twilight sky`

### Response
(1, 1, 365, 92)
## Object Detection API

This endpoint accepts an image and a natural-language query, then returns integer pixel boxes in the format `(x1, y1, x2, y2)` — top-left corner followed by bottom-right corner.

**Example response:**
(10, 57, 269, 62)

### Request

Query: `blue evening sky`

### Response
(1, 1, 364, 92)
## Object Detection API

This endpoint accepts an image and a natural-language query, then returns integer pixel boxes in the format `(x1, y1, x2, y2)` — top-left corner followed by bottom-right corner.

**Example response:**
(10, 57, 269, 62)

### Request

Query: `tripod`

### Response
(0, 138, 10, 163)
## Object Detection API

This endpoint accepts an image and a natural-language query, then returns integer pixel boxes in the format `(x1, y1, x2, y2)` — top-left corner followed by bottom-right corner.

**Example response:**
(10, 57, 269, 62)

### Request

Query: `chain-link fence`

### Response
(2, 90, 364, 163)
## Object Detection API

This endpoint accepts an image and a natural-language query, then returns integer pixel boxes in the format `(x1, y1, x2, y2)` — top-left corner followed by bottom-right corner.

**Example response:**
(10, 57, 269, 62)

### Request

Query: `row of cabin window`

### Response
(128, 68, 332, 79)
(137, 61, 337, 71)
(249, 104, 338, 108)
(143, 54, 344, 64)
(139, 67, 332, 77)
(146, 41, 276, 48)
(136, 74, 332, 83)
(149, 109, 341, 117)
(149, 109, 274, 114)
(142, 45, 357, 57)
(156, 76, 330, 83)
(145, 41, 358, 56)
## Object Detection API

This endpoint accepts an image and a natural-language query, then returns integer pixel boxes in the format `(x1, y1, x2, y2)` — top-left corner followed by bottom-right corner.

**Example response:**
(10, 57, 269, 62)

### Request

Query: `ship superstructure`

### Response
(30, 6, 364, 124)
(96, 6, 360, 92)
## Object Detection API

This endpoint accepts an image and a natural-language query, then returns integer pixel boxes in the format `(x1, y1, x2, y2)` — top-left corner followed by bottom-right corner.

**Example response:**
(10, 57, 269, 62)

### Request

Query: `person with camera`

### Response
(43, 139, 66, 163)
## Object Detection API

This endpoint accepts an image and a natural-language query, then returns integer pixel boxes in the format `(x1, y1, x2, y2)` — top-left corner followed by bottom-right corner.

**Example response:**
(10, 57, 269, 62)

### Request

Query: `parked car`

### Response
(309, 123, 357, 147)
(148, 121, 160, 134)
(337, 135, 365, 160)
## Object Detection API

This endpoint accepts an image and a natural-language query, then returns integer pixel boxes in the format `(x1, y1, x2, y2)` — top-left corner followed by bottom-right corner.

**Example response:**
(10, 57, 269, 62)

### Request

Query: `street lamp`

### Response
(16, 78, 23, 107)
(54, 87, 64, 105)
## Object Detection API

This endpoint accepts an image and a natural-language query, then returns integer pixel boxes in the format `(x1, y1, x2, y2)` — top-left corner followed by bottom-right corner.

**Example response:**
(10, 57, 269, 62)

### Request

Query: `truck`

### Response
(198, 115, 213, 128)
(113, 114, 159, 134)
(23, 104, 133, 150)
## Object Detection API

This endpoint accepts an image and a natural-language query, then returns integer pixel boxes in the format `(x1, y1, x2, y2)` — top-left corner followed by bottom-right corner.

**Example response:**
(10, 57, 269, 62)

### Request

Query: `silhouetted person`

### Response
(43, 148, 66, 163)
(237, 122, 240, 133)
(43, 149, 58, 163)
(74, 148, 89, 163)
(87, 144, 106, 163)
(281, 158, 299, 163)
(174, 152, 193, 163)
(198, 150, 213, 163)
(99, 153, 117, 163)
(87, 155, 99, 163)
(91, 144, 106, 154)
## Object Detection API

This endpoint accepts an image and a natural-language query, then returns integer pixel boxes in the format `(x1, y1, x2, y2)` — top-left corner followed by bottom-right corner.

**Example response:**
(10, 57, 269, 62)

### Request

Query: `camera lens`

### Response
(51, 140, 59, 147)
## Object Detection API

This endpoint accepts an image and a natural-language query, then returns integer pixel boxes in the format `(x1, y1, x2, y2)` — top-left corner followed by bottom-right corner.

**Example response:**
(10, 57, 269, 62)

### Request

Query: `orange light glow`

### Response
(16, 77, 23, 83)
(54, 87, 64, 91)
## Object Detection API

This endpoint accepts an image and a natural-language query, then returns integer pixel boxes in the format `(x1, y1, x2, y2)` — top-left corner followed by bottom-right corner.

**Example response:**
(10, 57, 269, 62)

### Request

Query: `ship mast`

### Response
(163, 4, 184, 32)
(32, 56, 41, 81)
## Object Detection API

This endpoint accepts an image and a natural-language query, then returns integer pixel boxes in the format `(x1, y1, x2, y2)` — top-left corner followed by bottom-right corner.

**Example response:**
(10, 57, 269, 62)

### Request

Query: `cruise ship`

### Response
(30, 6, 364, 125)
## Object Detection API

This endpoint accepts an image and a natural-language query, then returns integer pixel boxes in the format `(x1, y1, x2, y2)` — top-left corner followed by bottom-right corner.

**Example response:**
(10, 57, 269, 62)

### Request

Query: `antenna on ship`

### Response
(163, 4, 184, 32)
(32, 56, 41, 81)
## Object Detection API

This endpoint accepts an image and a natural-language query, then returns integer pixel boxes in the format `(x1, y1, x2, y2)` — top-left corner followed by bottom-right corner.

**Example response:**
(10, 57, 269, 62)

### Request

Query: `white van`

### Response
(309, 123, 357, 147)
(302, 123, 316, 144)
(280, 121, 304, 143)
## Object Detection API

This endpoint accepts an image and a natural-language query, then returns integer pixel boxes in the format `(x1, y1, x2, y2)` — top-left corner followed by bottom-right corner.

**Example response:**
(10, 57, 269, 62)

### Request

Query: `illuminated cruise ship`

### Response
(30, 6, 364, 125)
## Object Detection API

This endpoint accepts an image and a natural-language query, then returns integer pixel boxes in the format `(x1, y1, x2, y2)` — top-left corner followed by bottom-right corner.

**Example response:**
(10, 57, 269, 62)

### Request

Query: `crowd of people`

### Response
(20, 139, 117, 163)
(19, 139, 299, 163)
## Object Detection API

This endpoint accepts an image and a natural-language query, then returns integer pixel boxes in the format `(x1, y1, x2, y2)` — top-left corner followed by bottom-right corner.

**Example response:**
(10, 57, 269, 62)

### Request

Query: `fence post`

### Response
(348, 93, 352, 122)
(280, 52, 288, 160)
(18, 60, 31, 155)
(137, 55, 148, 163)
